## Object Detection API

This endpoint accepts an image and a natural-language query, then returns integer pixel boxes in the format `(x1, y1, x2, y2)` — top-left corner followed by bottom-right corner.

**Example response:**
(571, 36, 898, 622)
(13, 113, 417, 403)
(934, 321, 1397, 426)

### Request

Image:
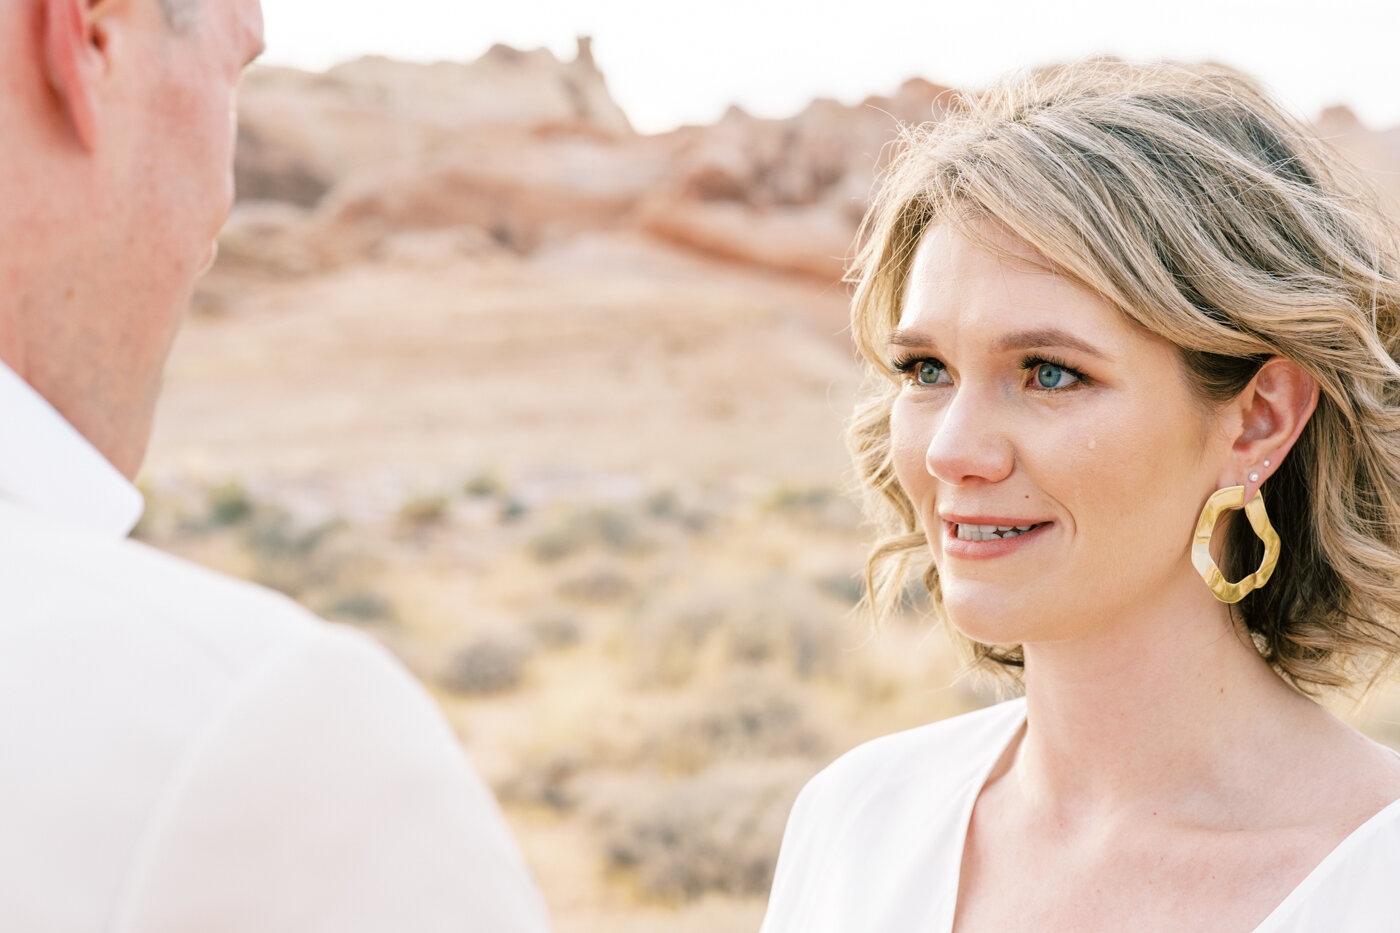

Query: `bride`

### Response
(761, 60, 1400, 932)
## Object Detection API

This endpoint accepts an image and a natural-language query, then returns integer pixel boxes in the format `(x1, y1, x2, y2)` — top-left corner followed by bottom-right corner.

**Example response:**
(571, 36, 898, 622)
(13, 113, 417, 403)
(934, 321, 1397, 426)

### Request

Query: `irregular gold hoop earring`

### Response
(1191, 486, 1281, 604)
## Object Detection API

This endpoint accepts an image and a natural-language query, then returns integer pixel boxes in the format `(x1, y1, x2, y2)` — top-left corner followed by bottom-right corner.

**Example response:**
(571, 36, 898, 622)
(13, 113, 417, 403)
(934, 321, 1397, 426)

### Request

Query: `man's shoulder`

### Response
(0, 500, 323, 668)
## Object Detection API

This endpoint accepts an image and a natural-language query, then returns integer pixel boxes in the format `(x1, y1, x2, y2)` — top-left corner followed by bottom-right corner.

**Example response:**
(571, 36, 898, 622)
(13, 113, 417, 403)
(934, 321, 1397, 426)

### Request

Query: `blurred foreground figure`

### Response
(0, 2, 549, 930)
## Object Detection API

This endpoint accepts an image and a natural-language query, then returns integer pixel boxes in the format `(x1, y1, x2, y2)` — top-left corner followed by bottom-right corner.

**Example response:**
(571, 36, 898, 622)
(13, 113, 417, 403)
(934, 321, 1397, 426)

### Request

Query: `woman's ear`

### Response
(41, 0, 116, 150)
(1225, 357, 1319, 498)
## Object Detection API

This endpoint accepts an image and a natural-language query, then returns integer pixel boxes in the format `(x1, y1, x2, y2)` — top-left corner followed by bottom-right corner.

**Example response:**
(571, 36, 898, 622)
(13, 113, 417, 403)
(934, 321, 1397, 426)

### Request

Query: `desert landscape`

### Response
(136, 42, 1400, 931)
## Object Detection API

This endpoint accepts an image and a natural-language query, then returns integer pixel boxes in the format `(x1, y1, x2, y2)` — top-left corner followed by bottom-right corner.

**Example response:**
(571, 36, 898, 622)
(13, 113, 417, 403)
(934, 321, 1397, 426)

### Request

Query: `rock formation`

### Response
(228, 45, 1399, 285)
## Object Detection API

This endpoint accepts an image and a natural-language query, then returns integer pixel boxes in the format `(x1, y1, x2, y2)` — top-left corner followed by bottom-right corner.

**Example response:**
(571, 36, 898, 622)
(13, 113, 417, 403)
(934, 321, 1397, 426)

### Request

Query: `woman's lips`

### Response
(941, 519, 1054, 560)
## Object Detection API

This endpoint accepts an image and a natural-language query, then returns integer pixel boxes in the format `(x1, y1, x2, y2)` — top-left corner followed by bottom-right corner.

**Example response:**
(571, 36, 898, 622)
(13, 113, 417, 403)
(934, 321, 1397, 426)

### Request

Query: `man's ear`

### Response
(41, 0, 115, 150)
(1226, 357, 1319, 499)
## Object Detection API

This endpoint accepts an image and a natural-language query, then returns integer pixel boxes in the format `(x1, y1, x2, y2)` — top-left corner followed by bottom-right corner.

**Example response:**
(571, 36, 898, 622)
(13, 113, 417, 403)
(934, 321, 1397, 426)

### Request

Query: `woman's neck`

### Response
(1012, 581, 1324, 826)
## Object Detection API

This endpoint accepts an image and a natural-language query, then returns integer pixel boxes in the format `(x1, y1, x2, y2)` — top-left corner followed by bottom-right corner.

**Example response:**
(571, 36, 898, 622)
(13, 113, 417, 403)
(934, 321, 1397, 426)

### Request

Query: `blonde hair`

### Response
(849, 60, 1400, 691)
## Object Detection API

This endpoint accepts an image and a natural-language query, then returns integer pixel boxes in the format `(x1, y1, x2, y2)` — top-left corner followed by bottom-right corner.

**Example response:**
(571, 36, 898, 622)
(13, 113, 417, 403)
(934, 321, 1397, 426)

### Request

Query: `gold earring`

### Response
(1191, 486, 1281, 604)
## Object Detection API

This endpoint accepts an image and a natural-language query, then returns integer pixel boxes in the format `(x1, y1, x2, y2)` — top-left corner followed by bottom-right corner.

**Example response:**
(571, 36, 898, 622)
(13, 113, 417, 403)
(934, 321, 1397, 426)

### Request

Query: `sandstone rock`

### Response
(1313, 106, 1400, 214)
(862, 77, 961, 126)
(233, 37, 633, 210)
(214, 200, 319, 276)
(639, 199, 853, 283)
(234, 123, 331, 207)
(632, 91, 929, 280)
(310, 133, 672, 262)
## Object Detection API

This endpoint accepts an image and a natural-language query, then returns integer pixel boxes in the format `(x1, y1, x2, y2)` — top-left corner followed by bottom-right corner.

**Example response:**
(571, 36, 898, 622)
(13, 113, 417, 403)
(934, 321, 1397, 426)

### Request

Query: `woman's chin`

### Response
(941, 587, 1059, 649)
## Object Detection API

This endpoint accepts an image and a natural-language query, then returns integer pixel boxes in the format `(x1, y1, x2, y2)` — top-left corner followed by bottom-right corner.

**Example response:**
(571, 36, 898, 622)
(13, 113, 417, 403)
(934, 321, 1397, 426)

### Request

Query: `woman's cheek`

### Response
(889, 399, 934, 502)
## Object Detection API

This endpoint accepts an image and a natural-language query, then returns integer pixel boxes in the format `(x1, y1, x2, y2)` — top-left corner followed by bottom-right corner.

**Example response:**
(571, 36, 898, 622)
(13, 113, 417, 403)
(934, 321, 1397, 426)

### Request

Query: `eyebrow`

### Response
(887, 327, 1111, 360)
(994, 328, 1111, 360)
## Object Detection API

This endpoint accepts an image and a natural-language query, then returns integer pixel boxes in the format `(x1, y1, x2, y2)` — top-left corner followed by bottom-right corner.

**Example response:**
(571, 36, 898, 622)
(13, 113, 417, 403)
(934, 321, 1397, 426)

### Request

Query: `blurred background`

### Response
(135, 2, 1400, 930)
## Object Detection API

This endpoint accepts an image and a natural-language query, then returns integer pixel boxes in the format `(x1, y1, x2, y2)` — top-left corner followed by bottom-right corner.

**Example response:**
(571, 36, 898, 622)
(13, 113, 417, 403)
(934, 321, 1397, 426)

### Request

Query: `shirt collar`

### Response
(0, 359, 144, 538)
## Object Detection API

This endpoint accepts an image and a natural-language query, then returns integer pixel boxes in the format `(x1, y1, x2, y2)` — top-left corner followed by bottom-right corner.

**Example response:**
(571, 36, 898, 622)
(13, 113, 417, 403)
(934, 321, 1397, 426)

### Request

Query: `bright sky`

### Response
(260, 0, 1400, 136)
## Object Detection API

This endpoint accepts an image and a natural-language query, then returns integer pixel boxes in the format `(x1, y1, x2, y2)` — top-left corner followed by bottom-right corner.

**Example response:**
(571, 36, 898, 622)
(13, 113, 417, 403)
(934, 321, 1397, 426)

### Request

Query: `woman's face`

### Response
(889, 222, 1233, 647)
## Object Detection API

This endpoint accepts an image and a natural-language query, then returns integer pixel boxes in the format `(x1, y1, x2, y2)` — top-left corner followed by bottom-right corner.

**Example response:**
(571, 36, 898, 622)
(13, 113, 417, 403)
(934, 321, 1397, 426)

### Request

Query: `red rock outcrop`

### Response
(233, 37, 634, 214)
(226, 47, 1399, 287)
(1313, 105, 1400, 213)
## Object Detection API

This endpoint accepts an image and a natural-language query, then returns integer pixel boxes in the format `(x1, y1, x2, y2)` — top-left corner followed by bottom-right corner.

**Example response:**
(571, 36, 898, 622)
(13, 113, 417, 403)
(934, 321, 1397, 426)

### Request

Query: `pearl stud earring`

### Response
(1263, 459, 1272, 468)
(1249, 472, 1260, 483)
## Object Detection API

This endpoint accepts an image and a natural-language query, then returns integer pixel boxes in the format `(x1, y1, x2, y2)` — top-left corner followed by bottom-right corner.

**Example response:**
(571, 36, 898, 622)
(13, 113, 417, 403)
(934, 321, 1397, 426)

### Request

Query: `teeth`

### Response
(955, 523, 1040, 542)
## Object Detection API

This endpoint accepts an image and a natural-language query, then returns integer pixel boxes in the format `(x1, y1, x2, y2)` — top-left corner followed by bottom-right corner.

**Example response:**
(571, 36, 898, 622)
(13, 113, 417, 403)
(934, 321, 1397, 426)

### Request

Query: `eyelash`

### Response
(889, 354, 1091, 389)
(1021, 354, 1090, 390)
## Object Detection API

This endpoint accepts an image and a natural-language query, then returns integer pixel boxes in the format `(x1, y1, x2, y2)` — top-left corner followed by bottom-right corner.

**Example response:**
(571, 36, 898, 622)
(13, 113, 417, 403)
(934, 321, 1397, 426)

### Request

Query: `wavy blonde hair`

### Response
(849, 60, 1400, 691)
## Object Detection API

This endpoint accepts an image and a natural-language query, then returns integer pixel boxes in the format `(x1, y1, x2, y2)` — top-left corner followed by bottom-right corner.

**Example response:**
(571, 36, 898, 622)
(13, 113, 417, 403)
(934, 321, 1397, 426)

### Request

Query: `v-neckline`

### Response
(938, 700, 1400, 933)
(940, 699, 1027, 933)
(1249, 794, 1400, 931)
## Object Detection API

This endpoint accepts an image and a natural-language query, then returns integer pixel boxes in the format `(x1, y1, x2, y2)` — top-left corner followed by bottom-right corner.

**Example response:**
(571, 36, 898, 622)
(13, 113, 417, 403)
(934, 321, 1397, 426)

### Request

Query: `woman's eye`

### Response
(1032, 363, 1080, 389)
(914, 361, 948, 386)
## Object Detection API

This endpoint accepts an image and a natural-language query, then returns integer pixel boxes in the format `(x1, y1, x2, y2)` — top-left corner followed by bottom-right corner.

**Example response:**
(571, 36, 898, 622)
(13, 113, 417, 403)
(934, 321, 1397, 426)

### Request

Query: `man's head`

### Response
(156, 0, 203, 33)
(0, 0, 264, 478)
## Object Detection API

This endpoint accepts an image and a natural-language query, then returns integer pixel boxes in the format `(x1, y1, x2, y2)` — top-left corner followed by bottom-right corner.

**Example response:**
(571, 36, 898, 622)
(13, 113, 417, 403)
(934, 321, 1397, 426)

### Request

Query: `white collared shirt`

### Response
(0, 359, 143, 537)
(0, 359, 551, 931)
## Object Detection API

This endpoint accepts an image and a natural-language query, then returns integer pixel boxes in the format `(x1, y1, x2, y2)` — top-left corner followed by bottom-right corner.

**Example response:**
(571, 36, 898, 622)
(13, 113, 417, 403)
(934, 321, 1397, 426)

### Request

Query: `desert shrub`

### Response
(658, 671, 831, 772)
(765, 484, 836, 512)
(172, 478, 262, 535)
(246, 512, 335, 562)
(528, 531, 576, 563)
(206, 480, 254, 527)
(397, 493, 450, 527)
(245, 512, 343, 597)
(622, 573, 848, 686)
(463, 470, 505, 498)
(726, 610, 842, 681)
(639, 488, 713, 534)
(529, 613, 582, 650)
(721, 582, 844, 681)
(440, 631, 535, 694)
(497, 749, 583, 812)
(622, 604, 725, 687)
(557, 568, 633, 604)
(643, 487, 680, 520)
(815, 571, 864, 606)
(323, 589, 394, 624)
(594, 762, 809, 902)
(527, 505, 647, 563)
(498, 496, 530, 523)
(785, 613, 842, 680)
(762, 483, 862, 531)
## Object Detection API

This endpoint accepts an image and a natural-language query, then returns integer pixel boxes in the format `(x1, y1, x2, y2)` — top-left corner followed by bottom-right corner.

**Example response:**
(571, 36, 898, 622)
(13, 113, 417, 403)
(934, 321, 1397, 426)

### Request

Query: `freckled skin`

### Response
(0, 0, 265, 478)
(889, 223, 1232, 649)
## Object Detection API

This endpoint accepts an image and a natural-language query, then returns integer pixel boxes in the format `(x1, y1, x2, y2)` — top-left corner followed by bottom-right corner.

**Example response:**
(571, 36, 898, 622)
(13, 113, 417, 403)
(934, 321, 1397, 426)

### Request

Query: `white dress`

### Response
(761, 699, 1400, 932)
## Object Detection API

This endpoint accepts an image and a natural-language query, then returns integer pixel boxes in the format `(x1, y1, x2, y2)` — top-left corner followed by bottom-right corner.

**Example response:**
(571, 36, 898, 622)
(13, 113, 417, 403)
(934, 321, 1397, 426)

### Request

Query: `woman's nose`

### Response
(924, 387, 1015, 486)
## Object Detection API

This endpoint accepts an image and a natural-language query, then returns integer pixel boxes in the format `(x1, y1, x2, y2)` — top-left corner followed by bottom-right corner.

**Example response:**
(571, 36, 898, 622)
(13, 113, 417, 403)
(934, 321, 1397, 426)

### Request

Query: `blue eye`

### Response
(1033, 362, 1079, 389)
(915, 361, 947, 386)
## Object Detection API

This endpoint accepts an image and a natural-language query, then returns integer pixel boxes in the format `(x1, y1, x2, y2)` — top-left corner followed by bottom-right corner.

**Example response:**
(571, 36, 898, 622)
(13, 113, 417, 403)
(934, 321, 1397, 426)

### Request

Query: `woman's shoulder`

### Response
(761, 698, 1028, 932)
(1262, 797, 1400, 932)
(795, 697, 1026, 824)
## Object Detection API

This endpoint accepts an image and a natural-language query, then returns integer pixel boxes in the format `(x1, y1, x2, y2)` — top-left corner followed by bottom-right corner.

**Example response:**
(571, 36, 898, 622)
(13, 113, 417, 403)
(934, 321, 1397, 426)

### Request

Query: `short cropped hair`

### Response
(848, 60, 1400, 691)
(156, 0, 200, 33)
